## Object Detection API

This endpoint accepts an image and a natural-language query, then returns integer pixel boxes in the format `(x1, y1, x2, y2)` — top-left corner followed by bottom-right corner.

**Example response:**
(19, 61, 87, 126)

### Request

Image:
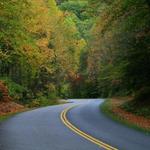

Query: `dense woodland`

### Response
(0, 0, 150, 107)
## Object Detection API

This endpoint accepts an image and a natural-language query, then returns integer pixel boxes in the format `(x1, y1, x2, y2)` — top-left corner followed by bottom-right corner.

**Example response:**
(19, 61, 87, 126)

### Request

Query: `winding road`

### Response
(0, 99, 150, 150)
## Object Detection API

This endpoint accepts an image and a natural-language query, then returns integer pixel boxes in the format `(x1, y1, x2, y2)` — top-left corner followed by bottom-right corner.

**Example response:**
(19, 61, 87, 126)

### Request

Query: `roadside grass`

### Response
(27, 98, 59, 108)
(0, 114, 12, 122)
(26, 98, 68, 108)
(100, 99, 150, 135)
(0, 109, 28, 122)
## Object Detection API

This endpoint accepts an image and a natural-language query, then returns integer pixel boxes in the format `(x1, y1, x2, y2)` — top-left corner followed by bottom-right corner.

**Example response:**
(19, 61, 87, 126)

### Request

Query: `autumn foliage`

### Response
(0, 0, 149, 107)
(0, 81, 11, 102)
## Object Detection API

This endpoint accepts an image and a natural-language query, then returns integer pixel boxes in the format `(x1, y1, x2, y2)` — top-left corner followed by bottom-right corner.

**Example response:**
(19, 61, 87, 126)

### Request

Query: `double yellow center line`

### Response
(60, 105, 118, 150)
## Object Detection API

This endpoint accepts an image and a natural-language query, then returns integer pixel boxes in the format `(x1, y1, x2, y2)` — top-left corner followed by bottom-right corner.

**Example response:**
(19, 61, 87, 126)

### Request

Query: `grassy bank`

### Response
(0, 114, 13, 122)
(0, 109, 28, 122)
(100, 99, 150, 135)
(0, 99, 67, 123)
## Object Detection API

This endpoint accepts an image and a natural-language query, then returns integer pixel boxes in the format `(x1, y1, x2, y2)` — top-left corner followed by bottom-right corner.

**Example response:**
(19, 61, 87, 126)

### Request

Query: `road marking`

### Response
(60, 105, 118, 150)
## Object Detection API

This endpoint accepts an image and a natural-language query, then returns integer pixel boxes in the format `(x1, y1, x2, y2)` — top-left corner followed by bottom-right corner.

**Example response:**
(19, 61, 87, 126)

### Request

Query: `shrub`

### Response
(0, 91, 3, 100)
(134, 87, 150, 104)
(0, 77, 27, 102)
(27, 96, 58, 108)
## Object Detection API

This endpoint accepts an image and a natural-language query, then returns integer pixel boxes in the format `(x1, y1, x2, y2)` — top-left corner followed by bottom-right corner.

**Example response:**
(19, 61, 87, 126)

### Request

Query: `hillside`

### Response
(0, 0, 150, 118)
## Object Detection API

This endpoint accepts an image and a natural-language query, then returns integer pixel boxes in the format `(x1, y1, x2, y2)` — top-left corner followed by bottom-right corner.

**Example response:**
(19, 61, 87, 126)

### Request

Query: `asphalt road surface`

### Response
(0, 99, 150, 150)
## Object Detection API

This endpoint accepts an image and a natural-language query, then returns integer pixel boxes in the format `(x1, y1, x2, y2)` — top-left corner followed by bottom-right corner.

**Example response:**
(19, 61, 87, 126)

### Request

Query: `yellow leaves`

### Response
(24, 0, 50, 34)
(0, 51, 9, 60)
(22, 42, 55, 71)
(36, 38, 49, 49)
(47, 0, 59, 15)
(4, 0, 86, 80)
(16, 0, 60, 72)
(77, 39, 86, 49)
(45, 83, 56, 92)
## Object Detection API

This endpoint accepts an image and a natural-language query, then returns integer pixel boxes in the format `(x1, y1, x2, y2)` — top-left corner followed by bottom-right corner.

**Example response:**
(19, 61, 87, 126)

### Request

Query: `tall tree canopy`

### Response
(0, 0, 149, 104)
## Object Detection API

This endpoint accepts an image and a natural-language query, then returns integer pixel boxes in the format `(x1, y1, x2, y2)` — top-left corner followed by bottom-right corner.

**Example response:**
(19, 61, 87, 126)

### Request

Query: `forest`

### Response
(0, 0, 150, 108)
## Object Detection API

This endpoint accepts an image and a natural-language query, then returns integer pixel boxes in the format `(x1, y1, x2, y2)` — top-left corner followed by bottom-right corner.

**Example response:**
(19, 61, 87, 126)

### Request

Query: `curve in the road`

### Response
(60, 105, 118, 150)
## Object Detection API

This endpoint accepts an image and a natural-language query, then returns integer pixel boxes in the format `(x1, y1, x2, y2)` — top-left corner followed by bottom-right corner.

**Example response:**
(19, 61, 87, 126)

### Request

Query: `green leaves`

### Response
(0, 0, 149, 101)
(85, 0, 150, 98)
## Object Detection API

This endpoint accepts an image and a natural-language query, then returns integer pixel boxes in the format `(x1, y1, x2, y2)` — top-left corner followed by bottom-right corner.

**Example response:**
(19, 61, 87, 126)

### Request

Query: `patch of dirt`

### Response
(111, 98, 150, 130)
(0, 102, 25, 115)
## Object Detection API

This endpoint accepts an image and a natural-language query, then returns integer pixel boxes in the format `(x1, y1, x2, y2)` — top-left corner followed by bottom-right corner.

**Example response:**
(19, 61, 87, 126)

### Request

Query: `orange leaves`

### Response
(0, 81, 12, 102)
(36, 38, 49, 49)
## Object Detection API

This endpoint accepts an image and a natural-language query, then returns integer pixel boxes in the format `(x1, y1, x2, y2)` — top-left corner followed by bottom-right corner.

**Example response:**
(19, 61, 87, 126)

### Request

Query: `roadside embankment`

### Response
(101, 98, 150, 134)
